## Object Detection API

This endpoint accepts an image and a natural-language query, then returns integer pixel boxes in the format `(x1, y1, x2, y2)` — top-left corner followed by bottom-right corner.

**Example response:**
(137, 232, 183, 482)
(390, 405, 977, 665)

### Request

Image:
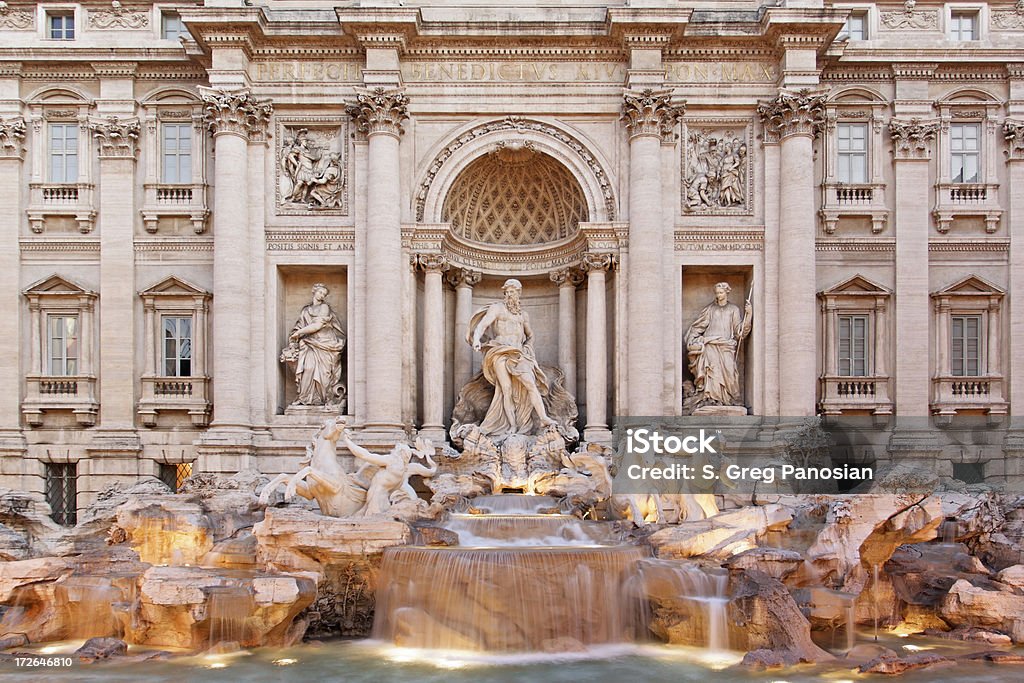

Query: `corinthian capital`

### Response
(1004, 121, 1024, 160)
(550, 267, 583, 287)
(417, 253, 449, 274)
(0, 117, 26, 158)
(889, 118, 938, 159)
(622, 89, 684, 140)
(347, 87, 409, 138)
(200, 88, 273, 140)
(90, 116, 140, 159)
(757, 90, 826, 140)
(446, 268, 482, 289)
(581, 252, 614, 273)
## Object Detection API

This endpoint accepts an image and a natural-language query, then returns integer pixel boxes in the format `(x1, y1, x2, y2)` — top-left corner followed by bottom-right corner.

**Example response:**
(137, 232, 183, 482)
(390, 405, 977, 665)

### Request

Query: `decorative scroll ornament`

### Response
(992, 0, 1024, 30)
(446, 268, 482, 288)
(415, 116, 617, 222)
(0, 2, 33, 30)
(880, 1, 938, 30)
(346, 87, 409, 137)
(889, 118, 938, 159)
(756, 90, 826, 139)
(417, 253, 450, 273)
(90, 116, 140, 158)
(581, 252, 614, 273)
(621, 89, 684, 139)
(89, 1, 149, 30)
(201, 89, 274, 140)
(1005, 121, 1024, 160)
(0, 117, 26, 157)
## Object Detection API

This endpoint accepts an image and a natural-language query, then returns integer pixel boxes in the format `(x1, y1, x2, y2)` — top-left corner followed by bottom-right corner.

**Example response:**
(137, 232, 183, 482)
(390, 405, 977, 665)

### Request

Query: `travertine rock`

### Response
(859, 652, 956, 675)
(940, 578, 1024, 642)
(649, 504, 791, 559)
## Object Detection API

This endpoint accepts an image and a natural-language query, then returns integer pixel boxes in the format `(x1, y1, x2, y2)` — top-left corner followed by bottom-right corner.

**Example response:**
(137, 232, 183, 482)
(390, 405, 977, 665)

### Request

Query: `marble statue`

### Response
(467, 278, 556, 437)
(685, 282, 752, 411)
(342, 431, 438, 517)
(279, 284, 347, 410)
(258, 417, 369, 517)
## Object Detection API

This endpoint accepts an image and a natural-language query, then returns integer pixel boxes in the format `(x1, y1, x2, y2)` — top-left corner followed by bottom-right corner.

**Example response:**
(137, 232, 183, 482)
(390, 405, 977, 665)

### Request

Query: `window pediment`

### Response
(139, 275, 209, 299)
(932, 274, 1004, 299)
(820, 274, 891, 297)
(23, 274, 95, 299)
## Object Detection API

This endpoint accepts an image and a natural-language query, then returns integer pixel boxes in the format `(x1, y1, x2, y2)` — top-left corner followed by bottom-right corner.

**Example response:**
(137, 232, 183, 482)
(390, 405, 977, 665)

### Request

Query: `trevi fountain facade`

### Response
(0, 0, 1024, 680)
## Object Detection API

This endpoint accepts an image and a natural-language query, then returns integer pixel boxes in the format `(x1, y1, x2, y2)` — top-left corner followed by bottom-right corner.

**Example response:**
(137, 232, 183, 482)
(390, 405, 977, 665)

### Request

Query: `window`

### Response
(48, 123, 79, 183)
(951, 314, 982, 376)
(159, 462, 193, 493)
(837, 123, 868, 184)
(949, 11, 978, 41)
(47, 12, 75, 40)
(843, 13, 867, 41)
(161, 13, 188, 41)
(47, 314, 79, 376)
(952, 462, 984, 484)
(163, 315, 193, 377)
(838, 314, 869, 377)
(950, 123, 980, 183)
(45, 463, 77, 526)
(161, 124, 193, 184)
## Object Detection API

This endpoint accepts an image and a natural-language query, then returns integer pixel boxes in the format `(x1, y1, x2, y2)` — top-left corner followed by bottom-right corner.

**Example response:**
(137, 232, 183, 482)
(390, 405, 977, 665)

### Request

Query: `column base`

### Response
(416, 425, 448, 446)
(583, 426, 613, 447)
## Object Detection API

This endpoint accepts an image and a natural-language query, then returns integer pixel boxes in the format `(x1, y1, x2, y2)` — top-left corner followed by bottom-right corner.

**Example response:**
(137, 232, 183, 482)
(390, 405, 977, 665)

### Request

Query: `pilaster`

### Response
(1006, 121, 1024, 417)
(582, 252, 614, 444)
(447, 268, 481, 398)
(0, 117, 26, 469)
(418, 254, 449, 443)
(550, 267, 583, 399)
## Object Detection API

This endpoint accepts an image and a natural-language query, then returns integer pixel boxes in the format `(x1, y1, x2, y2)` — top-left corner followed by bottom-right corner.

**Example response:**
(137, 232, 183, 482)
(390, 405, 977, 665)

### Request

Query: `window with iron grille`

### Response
(162, 315, 193, 376)
(951, 314, 982, 376)
(838, 314, 869, 377)
(159, 462, 193, 493)
(45, 462, 77, 526)
(47, 314, 79, 376)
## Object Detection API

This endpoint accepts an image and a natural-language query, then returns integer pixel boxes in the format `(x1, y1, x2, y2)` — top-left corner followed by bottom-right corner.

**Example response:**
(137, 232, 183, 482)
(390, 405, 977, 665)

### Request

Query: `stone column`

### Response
(0, 118, 26, 468)
(874, 297, 888, 379)
(348, 88, 409, 435)
(201, 90, 272, 432)
(890, 118, 938, 416)
(757, 91, 825, 417)
(447, 268, 481, 395)
(550, 267, 583, 397)
(1006, 122, 1024, 417)
(582, 253, 613, 442)
(418, 254, 449, 442)
(622, 89, 682, 416)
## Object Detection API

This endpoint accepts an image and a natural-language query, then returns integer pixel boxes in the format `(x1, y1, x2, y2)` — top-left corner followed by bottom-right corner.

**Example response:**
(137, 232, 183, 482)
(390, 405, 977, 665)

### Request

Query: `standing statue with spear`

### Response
(684, 280, 754, 411)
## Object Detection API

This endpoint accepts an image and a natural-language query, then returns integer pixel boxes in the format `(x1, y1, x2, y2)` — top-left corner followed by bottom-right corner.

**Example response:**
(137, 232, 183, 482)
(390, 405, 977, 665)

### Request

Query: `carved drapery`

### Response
(346, 87, 409, 138)
(90, 116, 140, 159)
(0, 2, 32, 30)
(1005, 121, 1024, 160)
(889, 118, 938, 159)
(621, 89, 684, 140)
(442, 146, 588, 246)
(0, 117, 26, 158)
(201, 89, 274, 140)
(756, 90, 826, 140)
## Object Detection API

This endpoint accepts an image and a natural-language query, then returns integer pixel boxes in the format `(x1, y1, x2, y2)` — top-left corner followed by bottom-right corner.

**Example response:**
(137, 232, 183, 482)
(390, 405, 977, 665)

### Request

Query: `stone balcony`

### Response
(933, 183, 1001, 234)
(22, 374, 98, 427)
(931, 375, 1008, 418)
(819, 182, 888, 234)
(141, 183, 208, 234)
(818, 375, 893, 416)
(138, 375, 211, 427)
(26, 183, 96, 234)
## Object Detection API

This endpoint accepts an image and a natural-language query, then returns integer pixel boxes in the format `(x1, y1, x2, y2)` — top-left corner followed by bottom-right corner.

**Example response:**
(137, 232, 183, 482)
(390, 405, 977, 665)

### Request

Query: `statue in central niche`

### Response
(468, 278, 556, 437)
(685, 281, 752, 412)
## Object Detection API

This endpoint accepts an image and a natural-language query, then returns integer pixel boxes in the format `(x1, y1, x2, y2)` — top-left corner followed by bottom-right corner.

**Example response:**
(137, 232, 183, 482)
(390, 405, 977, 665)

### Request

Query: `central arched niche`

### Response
(441, 143, 589, 246)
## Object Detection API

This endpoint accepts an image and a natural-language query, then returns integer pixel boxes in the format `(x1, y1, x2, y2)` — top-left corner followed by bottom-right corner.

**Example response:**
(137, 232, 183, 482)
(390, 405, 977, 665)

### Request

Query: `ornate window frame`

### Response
(931, 275, 1007, 417)
(820, 89, 888, 234)
(22, 275, 98, 427)
(138, 276, 211, 427)
(140, 88, 208, 234)
(818, 275, 892, 416)
(933, 90, 1003, 233)
(25, 87, 95, 234)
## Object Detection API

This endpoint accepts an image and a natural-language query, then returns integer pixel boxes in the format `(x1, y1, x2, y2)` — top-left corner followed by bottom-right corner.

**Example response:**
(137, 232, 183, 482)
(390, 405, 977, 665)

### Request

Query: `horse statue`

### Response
(258, 416, 372, 517)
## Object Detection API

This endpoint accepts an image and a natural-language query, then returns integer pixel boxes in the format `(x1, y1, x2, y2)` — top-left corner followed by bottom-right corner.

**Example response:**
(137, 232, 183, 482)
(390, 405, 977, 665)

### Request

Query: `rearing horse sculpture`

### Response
(258, 416, 372, 517)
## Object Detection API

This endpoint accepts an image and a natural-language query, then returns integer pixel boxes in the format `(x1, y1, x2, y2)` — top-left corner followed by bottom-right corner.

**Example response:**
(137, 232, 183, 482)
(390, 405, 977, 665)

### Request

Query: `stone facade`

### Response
(1, 1, 1023, 514)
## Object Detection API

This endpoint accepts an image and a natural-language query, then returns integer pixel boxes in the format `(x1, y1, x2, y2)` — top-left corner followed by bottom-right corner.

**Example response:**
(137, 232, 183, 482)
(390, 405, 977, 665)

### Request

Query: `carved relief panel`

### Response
(681, 120, 753, 216)
(275, 117, 349, 215)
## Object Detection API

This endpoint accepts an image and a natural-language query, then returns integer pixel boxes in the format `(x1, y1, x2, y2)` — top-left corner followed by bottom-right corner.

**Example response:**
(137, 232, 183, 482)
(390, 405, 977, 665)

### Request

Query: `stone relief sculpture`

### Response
(0, 2, 33, 30)
(279, 284, 347, 411)
(684, 282, 753, 414)
(279, 127, 346, 210)
(880, 1, 938, 30)
(993, 1, 1024, 30)
(89, 1, 150, 30)
(684, 129, 749, 212)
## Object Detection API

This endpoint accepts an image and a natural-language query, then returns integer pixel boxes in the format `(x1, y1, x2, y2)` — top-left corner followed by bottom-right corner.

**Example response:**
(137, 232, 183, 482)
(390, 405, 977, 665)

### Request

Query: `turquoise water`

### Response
(0, 639, 1018, 683)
